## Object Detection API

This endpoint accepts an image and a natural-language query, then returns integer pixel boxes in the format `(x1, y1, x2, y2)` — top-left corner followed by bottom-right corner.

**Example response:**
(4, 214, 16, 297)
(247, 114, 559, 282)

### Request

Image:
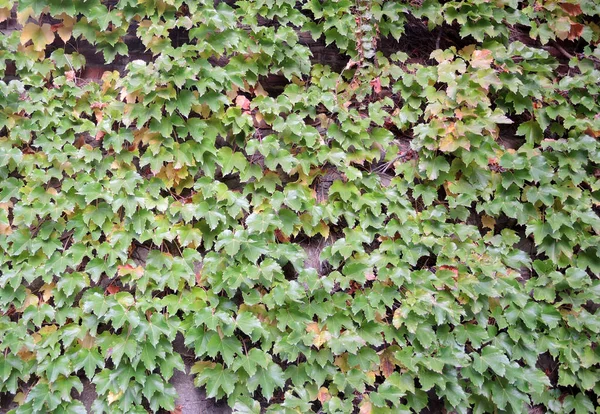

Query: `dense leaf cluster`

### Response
(1, 0, 600, 413)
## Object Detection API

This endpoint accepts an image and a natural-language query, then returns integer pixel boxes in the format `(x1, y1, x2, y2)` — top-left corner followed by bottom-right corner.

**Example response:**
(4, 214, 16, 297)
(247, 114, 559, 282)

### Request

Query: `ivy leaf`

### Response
(516, 120, 543, 144)
(236, 312, 262, 336)
(192, 363, 237, 399)
(218, 147, 248, 176)
(491, 380, 529, 412)
(231, 348, 270, 377)
(247, 363, 286, 401)
(73, 348, 104, 379)
(20, 23, 55, 51)
(473, 346, 509, 376)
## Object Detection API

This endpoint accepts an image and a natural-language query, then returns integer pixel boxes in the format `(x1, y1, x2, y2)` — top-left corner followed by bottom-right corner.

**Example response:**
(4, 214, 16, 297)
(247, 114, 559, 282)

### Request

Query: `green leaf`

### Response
(516, 120, 543, 144)
(247, 363, 286, 401)
(473, 346, 509, 376)
(192, 363, 237, 399)
(73, 348, 104, 379)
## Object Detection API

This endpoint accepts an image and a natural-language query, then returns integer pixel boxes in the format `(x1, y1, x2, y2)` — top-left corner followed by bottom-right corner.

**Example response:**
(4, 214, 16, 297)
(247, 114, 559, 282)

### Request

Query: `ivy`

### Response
(1, 0, 600, 413)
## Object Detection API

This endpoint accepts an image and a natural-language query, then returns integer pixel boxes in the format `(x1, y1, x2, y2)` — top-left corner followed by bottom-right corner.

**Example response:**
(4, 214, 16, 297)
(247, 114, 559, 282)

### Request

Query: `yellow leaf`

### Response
(13, 392, 26, 405)
(16, 7, 34, 25)
(20, 23, 55, 52)
(334, 354, 350, 373)
(57, 14, 76, 43)
(18, 291, 39, 312)
(39, 325, 58, 335)
(107, 391, 123, 405)
(439, 134, 459, 152)
(306, 322, 331, 348)
(40, 282, 55, 302)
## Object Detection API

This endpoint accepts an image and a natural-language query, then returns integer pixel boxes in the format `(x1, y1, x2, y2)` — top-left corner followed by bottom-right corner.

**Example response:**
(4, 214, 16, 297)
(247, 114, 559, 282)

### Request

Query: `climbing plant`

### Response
(1, 0, 600, 413)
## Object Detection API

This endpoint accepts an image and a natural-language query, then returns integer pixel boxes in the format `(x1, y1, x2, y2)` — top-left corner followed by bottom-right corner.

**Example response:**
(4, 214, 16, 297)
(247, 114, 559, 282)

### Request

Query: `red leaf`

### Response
(50, 23, 64, 33)
(106, 285, 120, 295)
(568, 23, 584, 40)
(438, 265, 459, 280)
(559, 3, 582, 16)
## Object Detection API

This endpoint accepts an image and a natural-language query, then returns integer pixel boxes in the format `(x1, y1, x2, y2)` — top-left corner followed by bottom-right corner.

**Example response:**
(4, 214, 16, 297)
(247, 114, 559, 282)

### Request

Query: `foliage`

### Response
(1, 0, 600, 413)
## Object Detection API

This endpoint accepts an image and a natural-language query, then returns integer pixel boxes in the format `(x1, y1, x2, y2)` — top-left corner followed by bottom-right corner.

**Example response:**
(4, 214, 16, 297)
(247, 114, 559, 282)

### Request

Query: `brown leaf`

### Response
(559, 3, 582, 16)
(79, 333, 96, 349)
(585, 127, 600, 138)
(90, 102, 108, 110)
(379, 350, 396, 378)
(194, 268, 203, 286)
(65, 70, 76, 82)
(568, 23, 584, 40)
(481, 215, 496, 230)
(334, 354, 350, 373)
(274, 229, 290, 243)
(170, 406, 183, 414)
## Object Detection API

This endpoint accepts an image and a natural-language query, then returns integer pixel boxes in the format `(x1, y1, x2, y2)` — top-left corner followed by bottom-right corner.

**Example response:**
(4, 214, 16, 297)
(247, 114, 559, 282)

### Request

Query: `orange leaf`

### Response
(106, 285, 120, 295)
(370, 77, 382, 94)
(274, 229, 290, 243)
(0, 7, 11, 23)
(235, 95, 251, 111)
(317, 387, 331, 403)
(559, 3, 582, 16)
(439, 265, 459, 280)
(471, 49, 493, 69)
(0, 222, 12, 235)
(359, 400, 372, 414)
